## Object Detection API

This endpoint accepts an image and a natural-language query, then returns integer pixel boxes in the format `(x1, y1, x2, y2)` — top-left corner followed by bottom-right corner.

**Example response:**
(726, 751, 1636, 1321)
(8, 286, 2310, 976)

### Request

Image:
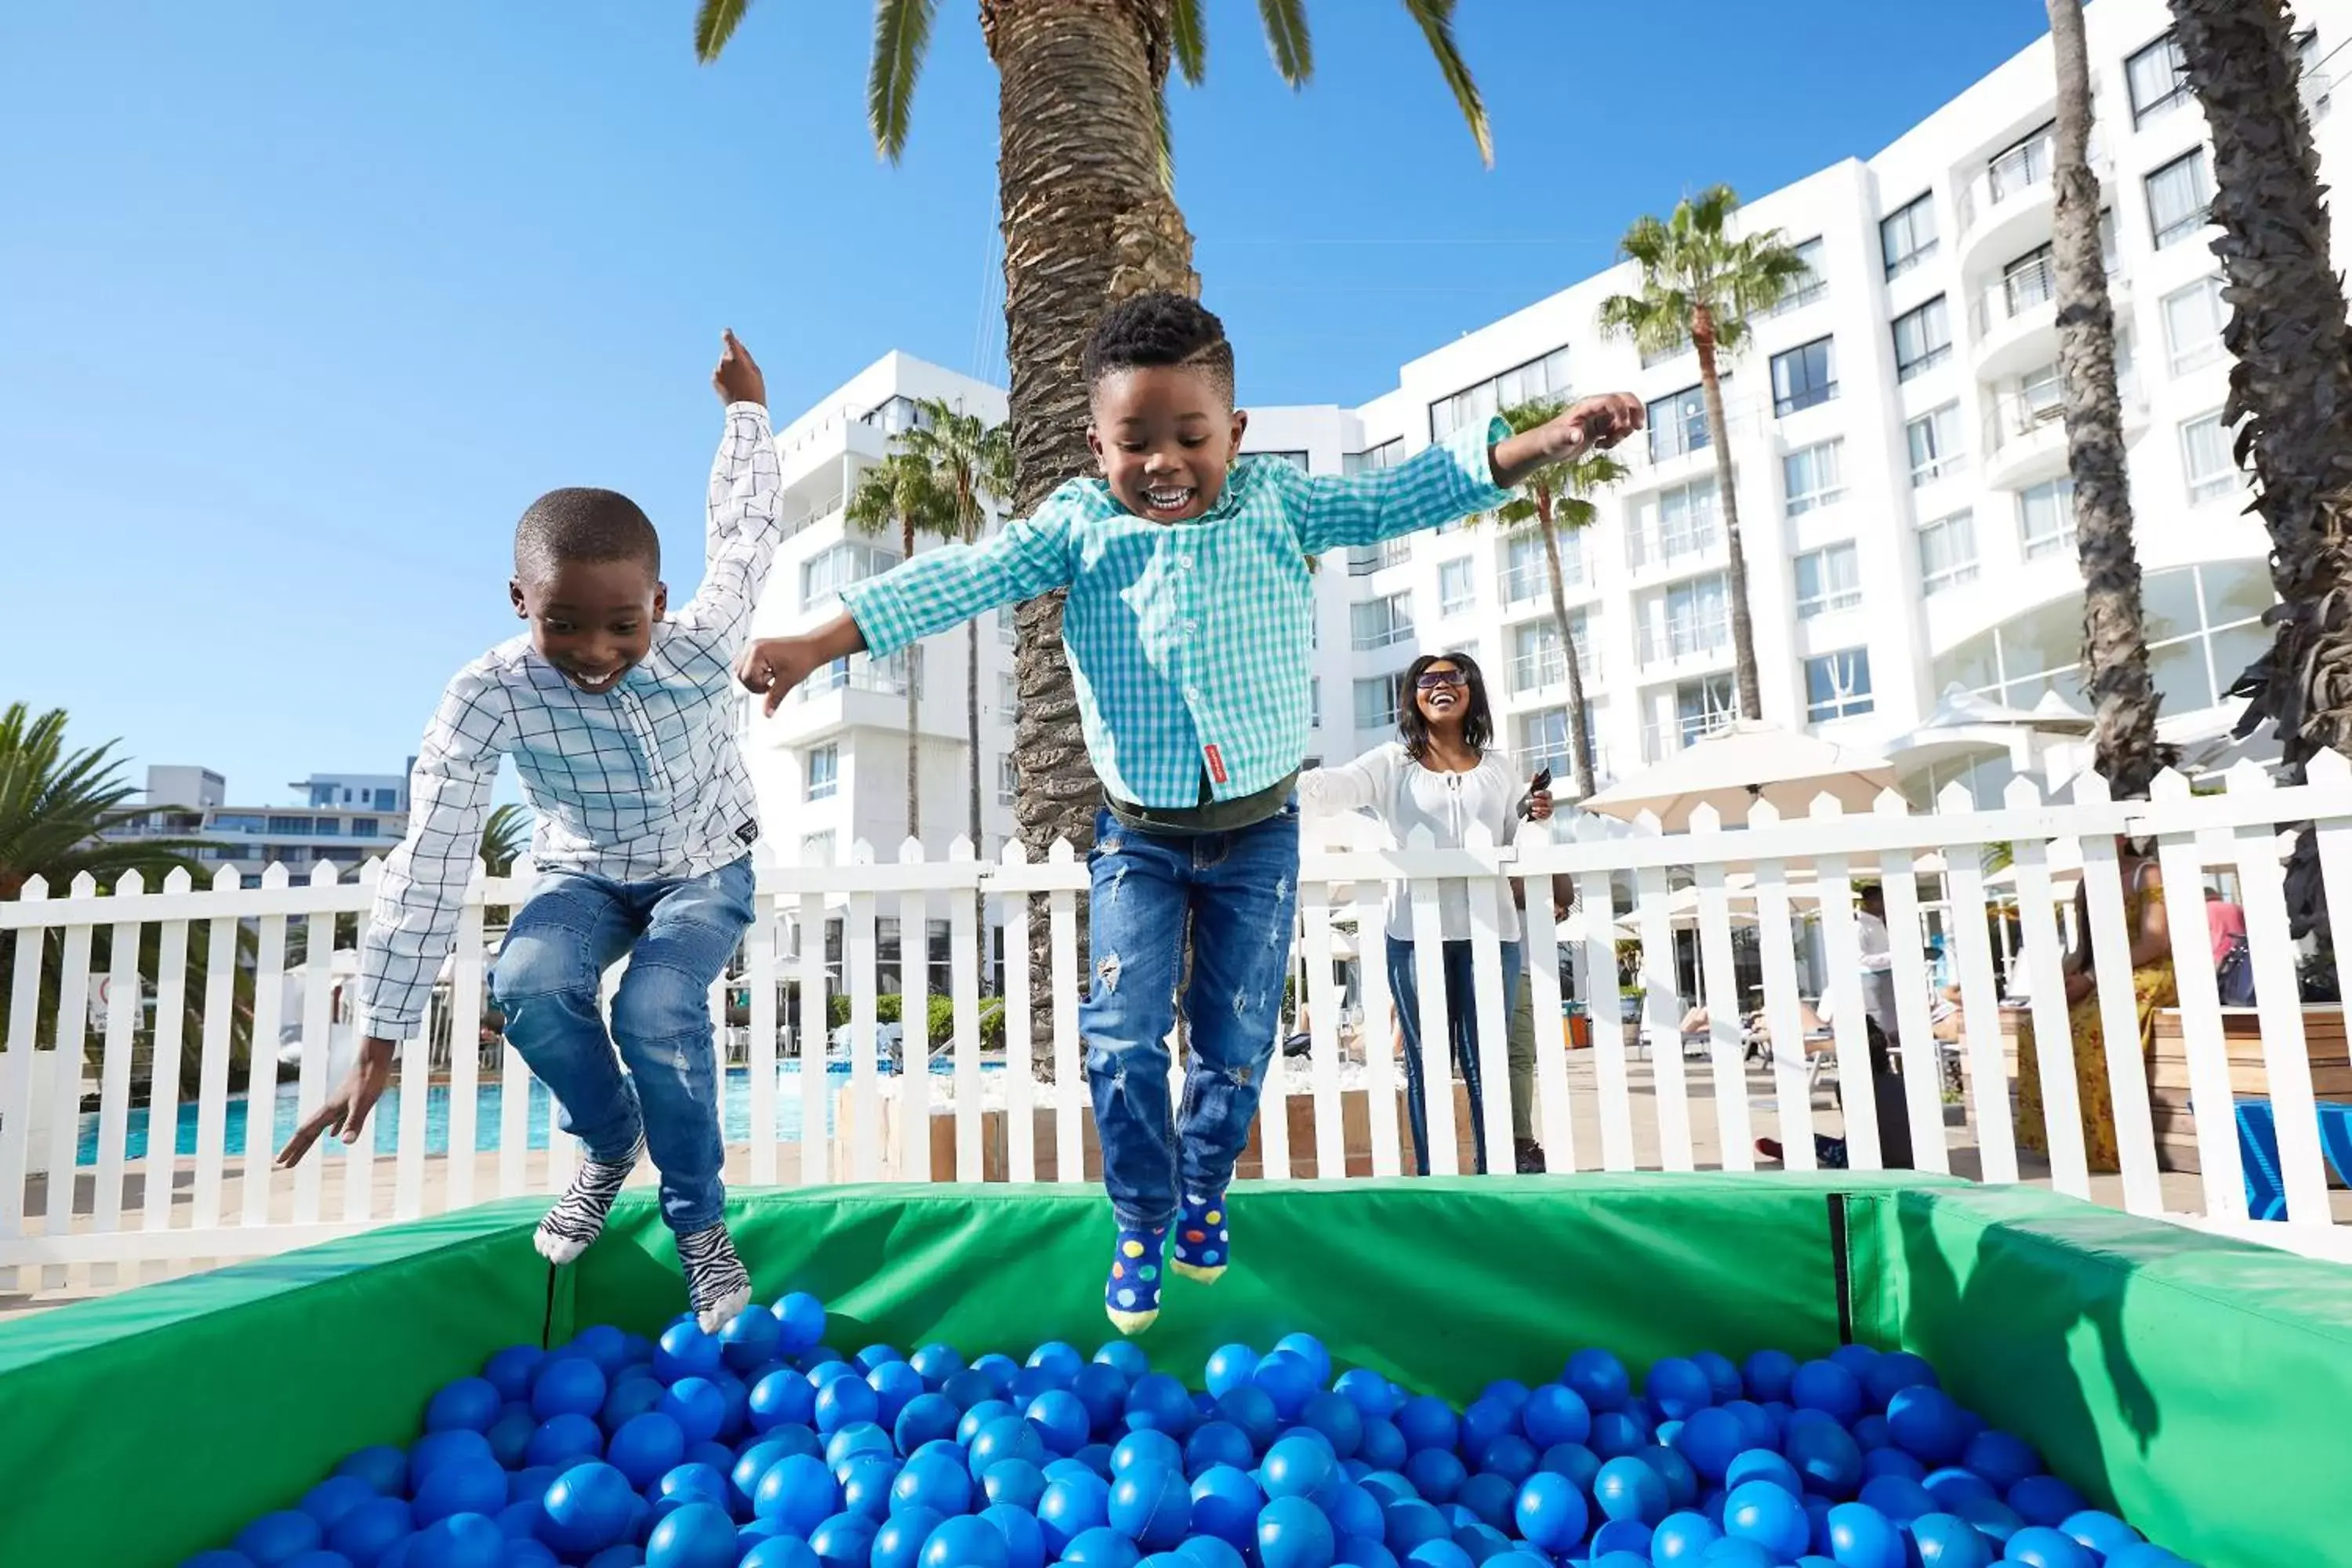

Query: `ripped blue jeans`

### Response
(490, 858, 753, 1235)
(1082, 804, 1300, 1229)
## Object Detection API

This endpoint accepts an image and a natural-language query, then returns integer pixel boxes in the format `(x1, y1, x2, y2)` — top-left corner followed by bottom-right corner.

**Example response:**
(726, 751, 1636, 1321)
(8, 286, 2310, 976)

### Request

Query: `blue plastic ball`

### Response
(1907, 1513, 1991, 1567)
(1270, 1334, 1331, 1385)
(1788, 1362, 1862, 1425)
(1025, 1389, 1092, 1457)
(1301, 1391, 1366, 1460)
(1860, 1449, 1923, 1485)
(1722, 1481, 1809, 1561)
(1694, 1541, 1771, 1568)
(335, 1446, 409, 1499)
(1634, 1446, 1699, 1510)
(1737, 1351, 1795, 1404)
(476, 1345, 543, 1403)
(1563, 1349, 1631, 1412)
(1127, 1373, 1197, 1435)
(1403, 1448, 1465, 1504)
(1178, 1537, 1250, 1568)
(423, 1377, 502, 1436)
(1258, 1496, 1337, 1568)
(1357, 1421, 1407, 1474)
(524, 1414, 604, 1472)
(1040, 1472, 1113, 1554)
(1112, 1430, 1185, 1479)
(1110, 1463, 1193, 1551)
(1922, 1468, 1997, 1512)
(1588, 1410, 1648, 1460)
(894, 1451, 975, 1518)
(2006, 1476, 2088, 1529)
(1336, 1537, 1398, 1568)
(1857, 1474, 1936, 1523)
(1783, 1410, 1864, 1498)
(2100, 1548, 2190, 1568)
(1394, 1396, 1459, 1455)
(1452, 1399, 1508, 1457)
(813, 1375, 880, 1438)
(1884, 1387, 1969, 1466)
(1723, 1449, 1802, 1499)
(599, 1413, 683, 1490)
(406, 1512, 503, 1568)
(1447, 1475, 1512, 1534)
(1252, 1355, 1318, 1423)
(538, 1464, 636, 1557)
(532, 1359, 608, 1423)
(866, 1361, 924, 1428)
(299, 1476, 378, 1531)
(1823, 1502, 1904, 1568)
(905, 1344, 962, 1389)
(1671, 1407, 1744, 1484)
(1265, 1436, 1338, 1500)
(659, 1462, 731, 1512)
(413, 1458, 506, 1528)
(1058, 1526, 1139, 1568)
(1187, 1466, 1264, 1548)
(1472, 1434, 1535, 1486)
(1592, 1457, 1669, 1525)
(1069, 1363, 1131, 1434)
(1323, 1482, 1385, 1542)
(1334, 1370, 1399, 1421)
(1960, 1431, 2039, 1491)
(773, 1294, 827, 1356)
(1183, 1421, 1255, 1478)
(1649, 1509, 1720, 1564)
(2057, 1511, 2143, 1558)
(753, 1454, 840, 1534)
(2005, 1526, 2096, 1568)
(1590, 1519, 1655, 1560)
(1644, 1358, 1714, 1421)
(742, 1539, 823, 1568)
(982, 1504, 1047, 1568)
(1509, 1472, 1587, 1553)
(971, 1415, 1048, 1482)
(1401, 1541, 1472, 1568)
(959, 1399, 1017, 1447)
(1216, 1385, 1283, 1452)
(982, 1458, 1047, 1514)
(1517, 1385, 1589, 1450)
(235, 1512, 324, 1566)
(1381, 1500, 1449, 1556)
(808, 1512, 880, 1568)
(748, 1369, 817, 1434)
(1203, 1345, 1259, 1399)
(325, 1496, 412, 1566)
(565, 1327, 630, 1374)
(1860, 1352, 1936, 1413)
(640, 1501, 734, 1568)
(838, 1455, 903, 1521)
(873, 1508, 948, 1568)
(654, 1324, 723, 1387)
(880, 1392, 952, 1455)
(1535, 1441, 1600, 1493)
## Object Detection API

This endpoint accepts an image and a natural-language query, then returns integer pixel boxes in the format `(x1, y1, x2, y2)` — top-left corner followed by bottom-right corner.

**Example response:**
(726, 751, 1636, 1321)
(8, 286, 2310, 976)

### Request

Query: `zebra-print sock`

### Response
(677, 1222, 753, 1333)
(532, 1140, 641, 1265)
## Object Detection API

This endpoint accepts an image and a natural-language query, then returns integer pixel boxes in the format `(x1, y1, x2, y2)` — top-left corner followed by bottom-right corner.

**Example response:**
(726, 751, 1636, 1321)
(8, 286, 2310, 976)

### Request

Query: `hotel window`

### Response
(1351, 593, 1415, 652)
(1783, 440, 1845, 516)
(2163, 275, 2227, 376)
(997, 754, 1018, 806)
(800, 540, 898, 612)
(1499, 534, 1549, 606)
(2125, 32, 2193, 126)
(1881, 192, 1938, 278)
(1632, 477, 1720, 571)
(2181, 412, 2237, 504)
(1429, 345, 1571, 441)
(806, 746, 839, 801)
(1793, 544, 1862, 619)
(1766, 237, 1828, 314)
(1892, 296, 1952, 381)
(2020, 477, 2078, 561)
(1770, 336, 1837, 416)
(1354, 673, 1406, 731)
(1310, 677, 1323, 729)
(1675, 675, 1737, 747)
(1646, 384, 1711, 463)
(1343, 438, 1404, 475)
(1438, 557, 1476, 618)
(1253, 450, 1310, 471)
(1907, 404, 1966, 487)
(1805, 649, 1875, 722)
(1918, 510, 1980, 596)
(2146, 148, 2214, 250)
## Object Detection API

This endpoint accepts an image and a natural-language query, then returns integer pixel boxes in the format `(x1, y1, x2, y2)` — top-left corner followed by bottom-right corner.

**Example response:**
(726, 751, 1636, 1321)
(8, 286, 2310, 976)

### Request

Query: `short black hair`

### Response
(513, 488, 660, 584)
(1083, 292, 1235, 404)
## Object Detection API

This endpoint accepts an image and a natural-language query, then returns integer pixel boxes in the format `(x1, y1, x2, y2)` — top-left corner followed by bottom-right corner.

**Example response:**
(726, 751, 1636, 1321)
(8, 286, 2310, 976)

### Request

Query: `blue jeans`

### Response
(1388, 935, 1522, 1176)
(490, 858, 754, 1235)
(1083, 804, 1300, 1228)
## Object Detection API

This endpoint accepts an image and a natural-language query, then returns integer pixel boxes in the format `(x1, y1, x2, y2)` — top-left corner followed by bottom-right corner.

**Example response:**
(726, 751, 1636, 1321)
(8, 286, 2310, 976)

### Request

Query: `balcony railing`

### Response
(1957, 129, 2106, 236)
(802, 650, 923, 702)
(1983, 372, 2144, 452)
(1638, 617, 1730, 667)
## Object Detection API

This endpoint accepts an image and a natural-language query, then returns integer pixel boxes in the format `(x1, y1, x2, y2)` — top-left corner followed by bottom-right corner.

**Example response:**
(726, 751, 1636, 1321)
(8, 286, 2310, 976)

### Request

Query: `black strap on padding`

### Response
(541, 1262, 560, 1349)
(1828, 1192, 1855, 1345)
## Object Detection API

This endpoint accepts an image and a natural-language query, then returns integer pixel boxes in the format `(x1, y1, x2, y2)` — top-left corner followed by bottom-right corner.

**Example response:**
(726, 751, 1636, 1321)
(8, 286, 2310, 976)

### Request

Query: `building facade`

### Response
(108, 765, 414, 887)
(742, 0, 2347, 979)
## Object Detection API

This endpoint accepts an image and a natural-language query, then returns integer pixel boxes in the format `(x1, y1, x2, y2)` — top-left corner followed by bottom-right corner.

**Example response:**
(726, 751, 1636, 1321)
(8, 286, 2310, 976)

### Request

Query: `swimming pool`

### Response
(75, 1058, 997, 1165)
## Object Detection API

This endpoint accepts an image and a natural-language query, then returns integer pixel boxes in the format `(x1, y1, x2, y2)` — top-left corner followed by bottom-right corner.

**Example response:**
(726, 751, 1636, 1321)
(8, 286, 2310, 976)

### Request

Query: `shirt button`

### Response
(1177, 554, 1194, 570)
(1182, 619, 1199, 634)
(1186, 687, 1203, 702)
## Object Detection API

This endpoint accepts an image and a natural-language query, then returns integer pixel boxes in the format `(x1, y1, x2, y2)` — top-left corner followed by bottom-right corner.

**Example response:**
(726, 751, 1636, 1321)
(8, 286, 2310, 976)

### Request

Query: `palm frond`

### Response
(1156, 85, 1177, 193)
(691, 0, 753, 62)
(1399, 0, 1491, 167)
(1171, 0, 1208, 85)
(868, 0, 938, 162)
(1257, 0, 1313, 85)
(480, 803, 531, 877)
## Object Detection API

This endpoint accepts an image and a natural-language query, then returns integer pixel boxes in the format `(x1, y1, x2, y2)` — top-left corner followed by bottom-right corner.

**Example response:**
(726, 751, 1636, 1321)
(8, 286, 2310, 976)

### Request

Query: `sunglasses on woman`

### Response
(1414, 670, 1466, 691)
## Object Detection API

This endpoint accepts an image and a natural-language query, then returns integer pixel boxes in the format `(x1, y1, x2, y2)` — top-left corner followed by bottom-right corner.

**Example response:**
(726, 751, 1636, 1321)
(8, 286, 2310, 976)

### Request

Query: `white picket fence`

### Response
(7, 754, 2352, 1298)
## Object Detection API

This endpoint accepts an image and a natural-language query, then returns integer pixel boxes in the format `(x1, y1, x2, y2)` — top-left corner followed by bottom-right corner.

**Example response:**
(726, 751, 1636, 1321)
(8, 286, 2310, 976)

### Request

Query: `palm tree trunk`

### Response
(985, 0, 1198, 1069)
(966, 609, 985, 993)
(2049, 0, 2161, 800)
(903, 514, 920, 844)
(1535, 503, 1596, 798)
(1692, 313, 1761, 720)
(2169, 0, 2352, 946)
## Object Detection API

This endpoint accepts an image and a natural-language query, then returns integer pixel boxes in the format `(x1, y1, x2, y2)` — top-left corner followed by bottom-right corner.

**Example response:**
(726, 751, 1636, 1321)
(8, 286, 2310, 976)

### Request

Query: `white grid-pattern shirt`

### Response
(358, 403, 782, 1036)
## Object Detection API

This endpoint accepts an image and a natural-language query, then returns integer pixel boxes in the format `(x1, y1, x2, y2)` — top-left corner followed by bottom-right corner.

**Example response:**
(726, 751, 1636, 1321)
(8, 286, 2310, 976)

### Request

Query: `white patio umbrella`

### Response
(1580, 720, 1897, 831)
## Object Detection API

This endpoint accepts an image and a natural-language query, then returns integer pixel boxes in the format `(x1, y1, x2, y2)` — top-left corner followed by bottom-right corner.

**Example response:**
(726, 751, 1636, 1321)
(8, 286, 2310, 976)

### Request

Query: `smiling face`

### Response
(1413, 659, 1468, 728)
(1087, 365, 1248, 524)
(509, 557, 666, 695)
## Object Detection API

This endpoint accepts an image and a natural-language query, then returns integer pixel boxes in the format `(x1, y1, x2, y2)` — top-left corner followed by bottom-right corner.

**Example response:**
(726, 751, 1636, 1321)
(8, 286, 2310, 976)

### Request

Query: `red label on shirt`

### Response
(1203, 745, 1229, 785)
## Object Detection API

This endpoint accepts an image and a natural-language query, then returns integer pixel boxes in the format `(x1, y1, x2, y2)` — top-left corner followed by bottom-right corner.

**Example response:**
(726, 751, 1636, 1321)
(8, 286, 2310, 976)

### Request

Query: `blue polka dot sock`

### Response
(1170, 1191, 1229, 1284)
(1105, 1222, 1167, 1335)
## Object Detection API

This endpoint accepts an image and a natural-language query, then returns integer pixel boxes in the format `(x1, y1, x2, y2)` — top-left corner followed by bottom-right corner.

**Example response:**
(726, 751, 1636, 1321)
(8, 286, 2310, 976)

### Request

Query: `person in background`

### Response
(2207, 886, 2255, 1006)
(1756, 883, 1916, 1171)
(1301, 651, 1553, 1175)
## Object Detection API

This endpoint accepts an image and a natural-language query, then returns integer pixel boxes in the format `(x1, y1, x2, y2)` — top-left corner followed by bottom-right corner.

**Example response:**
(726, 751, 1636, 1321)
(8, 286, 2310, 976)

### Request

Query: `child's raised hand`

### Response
(1552, 392, 1644, 457)
(735, 635, 828, 717)
(713, 329, 767, 408)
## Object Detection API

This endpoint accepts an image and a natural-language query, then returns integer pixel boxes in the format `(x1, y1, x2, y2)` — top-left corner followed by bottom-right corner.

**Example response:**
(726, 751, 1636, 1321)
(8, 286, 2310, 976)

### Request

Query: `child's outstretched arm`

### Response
(735, 499, 1078, 715)
(1289, 393, 1646, 556)
(277, 669, 510, 1167)
(670, 331, 782, 648)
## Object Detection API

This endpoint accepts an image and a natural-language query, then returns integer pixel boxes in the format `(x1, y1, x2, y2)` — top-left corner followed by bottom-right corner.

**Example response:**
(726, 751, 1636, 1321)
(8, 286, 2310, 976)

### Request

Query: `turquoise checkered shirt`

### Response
(842, 418, 1510, 809)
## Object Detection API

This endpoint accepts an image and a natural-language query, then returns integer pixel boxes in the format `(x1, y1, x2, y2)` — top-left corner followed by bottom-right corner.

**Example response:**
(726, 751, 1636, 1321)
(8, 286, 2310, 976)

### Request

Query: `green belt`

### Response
(1103, 770, 1298, 837)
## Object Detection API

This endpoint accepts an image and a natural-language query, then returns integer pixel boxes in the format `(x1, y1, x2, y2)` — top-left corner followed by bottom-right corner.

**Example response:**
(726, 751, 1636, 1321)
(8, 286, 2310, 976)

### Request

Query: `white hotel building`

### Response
(739, 0, 2348, 980)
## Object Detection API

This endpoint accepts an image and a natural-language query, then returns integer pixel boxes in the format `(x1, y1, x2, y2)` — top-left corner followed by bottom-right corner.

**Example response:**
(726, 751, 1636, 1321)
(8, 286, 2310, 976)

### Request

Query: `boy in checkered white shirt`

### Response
(280, 332, 777, 1330)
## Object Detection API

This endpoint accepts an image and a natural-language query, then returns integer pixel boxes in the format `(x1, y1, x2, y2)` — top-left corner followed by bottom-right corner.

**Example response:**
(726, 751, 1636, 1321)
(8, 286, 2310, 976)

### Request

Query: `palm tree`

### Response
(0, 704, 251, 1094)
(1597, 187, 1810, 722)
(2165, 0, 2352, 946)
(695, 0, 1491, 1051)
(1494, 398, 1628, 800)
(479, 803, 530, 876)
(898, 397, 1015, 859)
(847, 451, 959, 841)
(2047, 0, 2161, 799)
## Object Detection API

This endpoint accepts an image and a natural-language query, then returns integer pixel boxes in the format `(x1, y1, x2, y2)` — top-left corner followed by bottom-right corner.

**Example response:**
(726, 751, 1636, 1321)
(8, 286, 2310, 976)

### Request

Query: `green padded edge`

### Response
(1876, 1183, 2352, 1568)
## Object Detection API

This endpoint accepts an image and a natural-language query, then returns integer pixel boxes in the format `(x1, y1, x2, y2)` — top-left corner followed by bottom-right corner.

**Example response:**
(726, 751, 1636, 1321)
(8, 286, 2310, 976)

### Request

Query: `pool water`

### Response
(76, 1058, 993, 1166)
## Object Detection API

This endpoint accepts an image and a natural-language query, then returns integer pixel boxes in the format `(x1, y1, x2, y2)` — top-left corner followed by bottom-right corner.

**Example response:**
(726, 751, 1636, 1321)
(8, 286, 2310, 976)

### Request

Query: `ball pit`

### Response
(170, 1290, 2209, 1568)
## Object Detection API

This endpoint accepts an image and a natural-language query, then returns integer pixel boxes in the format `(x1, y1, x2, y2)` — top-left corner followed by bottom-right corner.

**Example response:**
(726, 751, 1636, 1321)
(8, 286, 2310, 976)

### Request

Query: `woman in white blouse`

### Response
(1299, 650, 1550, 1174)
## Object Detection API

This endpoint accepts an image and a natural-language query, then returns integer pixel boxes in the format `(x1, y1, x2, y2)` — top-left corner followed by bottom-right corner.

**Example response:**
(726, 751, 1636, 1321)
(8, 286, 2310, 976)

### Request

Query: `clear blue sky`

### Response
(1, 1, 2054, 808)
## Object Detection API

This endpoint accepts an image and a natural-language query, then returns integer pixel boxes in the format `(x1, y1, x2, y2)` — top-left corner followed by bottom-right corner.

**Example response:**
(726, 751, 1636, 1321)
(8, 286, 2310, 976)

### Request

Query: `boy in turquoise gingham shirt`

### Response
(739, 294, 1639, 1332)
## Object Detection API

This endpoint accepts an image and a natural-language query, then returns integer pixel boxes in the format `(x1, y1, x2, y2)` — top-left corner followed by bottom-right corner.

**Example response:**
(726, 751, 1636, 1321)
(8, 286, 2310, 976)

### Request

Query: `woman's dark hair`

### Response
(1396, 650, 1493, 759)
